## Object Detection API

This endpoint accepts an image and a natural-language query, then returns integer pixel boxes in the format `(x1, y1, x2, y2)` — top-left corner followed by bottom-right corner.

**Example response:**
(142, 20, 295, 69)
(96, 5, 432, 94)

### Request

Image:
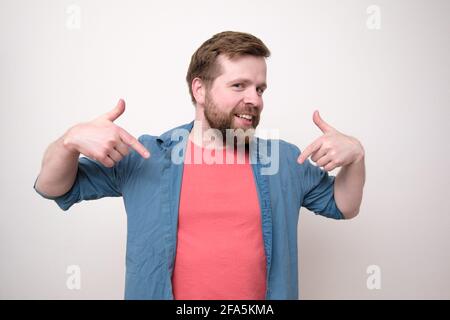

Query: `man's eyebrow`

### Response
(227, 78, 267, 88)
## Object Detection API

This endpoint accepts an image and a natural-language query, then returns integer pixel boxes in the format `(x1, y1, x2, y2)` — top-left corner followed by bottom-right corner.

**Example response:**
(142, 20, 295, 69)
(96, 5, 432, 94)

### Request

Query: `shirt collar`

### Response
(156, 121, 195, 149)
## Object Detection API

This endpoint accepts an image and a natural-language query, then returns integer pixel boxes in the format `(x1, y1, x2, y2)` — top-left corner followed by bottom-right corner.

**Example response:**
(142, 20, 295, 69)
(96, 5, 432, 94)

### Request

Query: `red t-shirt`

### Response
(172, 140, 267, 299)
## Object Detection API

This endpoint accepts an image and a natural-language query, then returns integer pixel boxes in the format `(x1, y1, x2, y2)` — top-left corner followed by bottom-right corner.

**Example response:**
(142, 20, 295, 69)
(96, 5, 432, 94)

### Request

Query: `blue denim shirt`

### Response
(34, 121, 344, 299)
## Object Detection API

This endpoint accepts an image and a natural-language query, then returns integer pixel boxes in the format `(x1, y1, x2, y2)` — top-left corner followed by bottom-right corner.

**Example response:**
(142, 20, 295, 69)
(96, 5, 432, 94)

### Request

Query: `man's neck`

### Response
(189, 119, 226, 150)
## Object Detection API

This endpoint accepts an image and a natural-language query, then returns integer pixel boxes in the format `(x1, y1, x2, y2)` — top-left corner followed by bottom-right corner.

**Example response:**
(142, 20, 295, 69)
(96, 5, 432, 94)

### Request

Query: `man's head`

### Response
(186, 31, 271, 138)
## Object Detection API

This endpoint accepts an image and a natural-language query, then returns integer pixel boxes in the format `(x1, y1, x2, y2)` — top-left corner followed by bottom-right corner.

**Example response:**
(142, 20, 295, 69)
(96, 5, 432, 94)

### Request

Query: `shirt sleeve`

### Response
(33, 156, 123, 211)
(290, 143, 344, 220)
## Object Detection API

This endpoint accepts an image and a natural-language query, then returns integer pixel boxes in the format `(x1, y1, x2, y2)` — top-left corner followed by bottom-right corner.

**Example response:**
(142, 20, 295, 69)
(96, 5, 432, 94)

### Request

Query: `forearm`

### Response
(334, 154, 366, 219)
(35, 130, 80, 197)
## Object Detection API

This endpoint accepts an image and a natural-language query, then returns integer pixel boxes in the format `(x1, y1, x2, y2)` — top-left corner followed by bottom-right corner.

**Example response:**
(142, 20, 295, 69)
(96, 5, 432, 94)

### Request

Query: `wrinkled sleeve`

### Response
(33, 156, 123, 211)
(292, 144, 344, 220)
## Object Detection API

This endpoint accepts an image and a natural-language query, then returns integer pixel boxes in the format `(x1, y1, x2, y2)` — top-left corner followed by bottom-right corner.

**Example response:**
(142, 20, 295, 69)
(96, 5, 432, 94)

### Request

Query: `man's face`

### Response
(202, 54, 267, 137)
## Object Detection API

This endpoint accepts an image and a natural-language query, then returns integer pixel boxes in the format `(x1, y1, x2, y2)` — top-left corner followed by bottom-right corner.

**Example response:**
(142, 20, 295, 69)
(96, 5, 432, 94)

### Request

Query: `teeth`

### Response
(237, 114, 252, 120)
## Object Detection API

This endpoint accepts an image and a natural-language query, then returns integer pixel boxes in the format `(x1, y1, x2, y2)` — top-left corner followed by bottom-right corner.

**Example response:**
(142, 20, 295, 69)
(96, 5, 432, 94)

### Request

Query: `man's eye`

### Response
(233, 83, 243, 88)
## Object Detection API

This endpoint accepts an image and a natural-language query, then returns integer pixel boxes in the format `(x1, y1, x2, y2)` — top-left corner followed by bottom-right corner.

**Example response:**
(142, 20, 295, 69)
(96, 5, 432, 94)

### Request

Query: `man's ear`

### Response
(192, 77, 206, 105)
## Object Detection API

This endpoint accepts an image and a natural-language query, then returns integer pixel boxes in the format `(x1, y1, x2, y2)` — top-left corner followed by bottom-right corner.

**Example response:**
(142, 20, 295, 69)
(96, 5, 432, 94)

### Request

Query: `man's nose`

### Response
(243, 88, 263, 111)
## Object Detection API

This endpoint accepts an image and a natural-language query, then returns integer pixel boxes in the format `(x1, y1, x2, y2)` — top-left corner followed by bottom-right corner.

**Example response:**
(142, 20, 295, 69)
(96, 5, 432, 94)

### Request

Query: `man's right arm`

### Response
(34, 131, 80, 198)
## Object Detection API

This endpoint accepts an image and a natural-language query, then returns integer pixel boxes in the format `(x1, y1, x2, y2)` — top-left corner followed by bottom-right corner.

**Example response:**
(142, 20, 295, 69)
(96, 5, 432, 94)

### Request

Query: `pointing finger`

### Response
(297, 138, 323, 164)
(118, 128, 150, 159)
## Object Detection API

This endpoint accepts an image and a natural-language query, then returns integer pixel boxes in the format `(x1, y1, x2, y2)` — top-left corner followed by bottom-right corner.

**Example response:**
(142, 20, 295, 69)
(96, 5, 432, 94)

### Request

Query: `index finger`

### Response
(297, 137, 322, 164)
(119, 128, 150, 159)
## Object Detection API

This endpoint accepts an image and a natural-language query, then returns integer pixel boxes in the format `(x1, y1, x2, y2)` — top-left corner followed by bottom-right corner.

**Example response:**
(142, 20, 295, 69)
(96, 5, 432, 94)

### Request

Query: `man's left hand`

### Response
(297, 110, 365, 171)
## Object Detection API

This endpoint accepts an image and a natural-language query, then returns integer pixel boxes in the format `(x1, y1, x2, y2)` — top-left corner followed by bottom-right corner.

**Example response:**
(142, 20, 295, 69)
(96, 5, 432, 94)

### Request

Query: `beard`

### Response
(203, 91, 260, 147)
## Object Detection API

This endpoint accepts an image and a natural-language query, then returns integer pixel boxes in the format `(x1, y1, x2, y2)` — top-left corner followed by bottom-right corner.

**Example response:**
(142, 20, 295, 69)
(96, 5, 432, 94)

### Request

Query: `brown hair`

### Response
(186, 31, 271, 105)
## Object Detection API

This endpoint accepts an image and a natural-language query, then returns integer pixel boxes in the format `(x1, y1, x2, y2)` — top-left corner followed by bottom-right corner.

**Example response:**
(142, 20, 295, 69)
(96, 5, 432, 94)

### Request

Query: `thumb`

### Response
(102, 99, 126, 122)
(313, 110, 334, 133)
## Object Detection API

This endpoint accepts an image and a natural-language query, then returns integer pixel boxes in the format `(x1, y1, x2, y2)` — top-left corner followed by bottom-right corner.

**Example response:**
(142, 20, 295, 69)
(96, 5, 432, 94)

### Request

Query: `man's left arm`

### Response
(298, 110, 366, 219)
(334, 149, 365, 219)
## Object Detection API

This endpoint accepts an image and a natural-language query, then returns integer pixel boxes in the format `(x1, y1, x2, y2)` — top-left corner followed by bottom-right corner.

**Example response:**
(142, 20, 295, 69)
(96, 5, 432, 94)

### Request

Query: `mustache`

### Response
(232, 105, 260, 117)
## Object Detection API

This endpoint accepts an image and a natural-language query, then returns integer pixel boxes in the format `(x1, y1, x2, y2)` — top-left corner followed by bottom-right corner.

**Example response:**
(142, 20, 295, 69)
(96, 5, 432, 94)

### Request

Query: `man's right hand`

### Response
(63, 99, 150, 167)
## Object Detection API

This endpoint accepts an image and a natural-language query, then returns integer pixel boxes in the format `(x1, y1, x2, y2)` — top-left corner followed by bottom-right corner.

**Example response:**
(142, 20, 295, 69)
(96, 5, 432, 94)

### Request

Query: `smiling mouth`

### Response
(234, 113, 254, 124)
(235, 113, 253, 120)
